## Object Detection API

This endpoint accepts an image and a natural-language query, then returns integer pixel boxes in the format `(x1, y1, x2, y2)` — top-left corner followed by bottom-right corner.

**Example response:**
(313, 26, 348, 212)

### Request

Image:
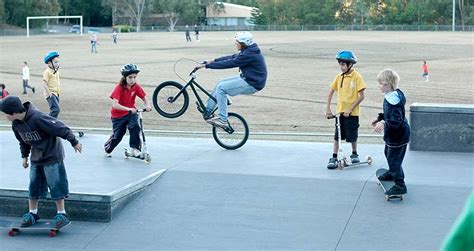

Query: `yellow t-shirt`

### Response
(42, 67, 60, 97)
(330, 69, 366, 116)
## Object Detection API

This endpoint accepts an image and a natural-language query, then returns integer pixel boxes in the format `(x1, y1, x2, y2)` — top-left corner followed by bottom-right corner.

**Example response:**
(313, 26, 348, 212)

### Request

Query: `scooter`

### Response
(124, 109, 151, 163)
(328, 114, 373, 170)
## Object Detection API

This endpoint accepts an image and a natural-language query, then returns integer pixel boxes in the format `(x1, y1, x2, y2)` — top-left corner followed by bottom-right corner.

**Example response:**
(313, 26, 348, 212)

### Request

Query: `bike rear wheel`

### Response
(212, 112, 249, 150)
(152, 81, 189, 118)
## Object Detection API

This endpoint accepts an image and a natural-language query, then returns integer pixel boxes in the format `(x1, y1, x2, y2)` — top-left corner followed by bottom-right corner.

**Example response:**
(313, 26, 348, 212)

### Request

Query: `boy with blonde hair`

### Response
(326, 50, 366, 169)
(372, 69, 410, 196)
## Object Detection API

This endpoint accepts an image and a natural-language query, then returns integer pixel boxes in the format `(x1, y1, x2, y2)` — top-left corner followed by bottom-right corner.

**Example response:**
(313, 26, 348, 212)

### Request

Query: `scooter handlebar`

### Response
(326, 114, 336, 119)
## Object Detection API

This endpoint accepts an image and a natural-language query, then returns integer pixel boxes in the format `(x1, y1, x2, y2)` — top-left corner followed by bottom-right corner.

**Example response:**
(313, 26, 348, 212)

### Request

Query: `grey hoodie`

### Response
(11, 102, 78, 165)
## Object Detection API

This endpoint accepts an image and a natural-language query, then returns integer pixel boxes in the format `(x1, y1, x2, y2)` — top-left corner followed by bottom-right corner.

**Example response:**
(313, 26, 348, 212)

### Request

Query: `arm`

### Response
(112, 98, 137, 113)
(206, 53, 252, 70)
(142, 96, 152, 112)
(384, 105, 405, 130)
(326, 88, 336, 118)
(344, 89, 365, 117)
(35, 114, 79, 148)
(13, 129, 31, 168)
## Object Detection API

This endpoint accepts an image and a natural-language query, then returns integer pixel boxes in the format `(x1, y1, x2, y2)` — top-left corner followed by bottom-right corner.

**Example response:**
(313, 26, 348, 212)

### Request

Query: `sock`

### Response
(57, 210, 66, 214)
(332, 153, 337, 158)
(352, 151, 357, 155)
(29, 209, 38, 214)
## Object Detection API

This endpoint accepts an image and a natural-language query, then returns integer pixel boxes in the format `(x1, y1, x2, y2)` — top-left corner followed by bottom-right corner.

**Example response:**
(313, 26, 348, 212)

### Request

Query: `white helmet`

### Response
(234, 31, 254, 46)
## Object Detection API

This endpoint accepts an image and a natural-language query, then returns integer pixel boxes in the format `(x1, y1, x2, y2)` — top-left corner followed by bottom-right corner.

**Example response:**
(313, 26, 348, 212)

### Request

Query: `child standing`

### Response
(0, 83, 9, 99)
(90, 33, 98, 53)
(372, 69, 410, 196)
(112, 30, 118, 44)
(42, 51, 61, 118)
(22, 61, 35, 94)
(0, 96, 82, 228)
(422, 61, 429, 82)
(325, 50, 366, 169)
(104, 64, 152, 157)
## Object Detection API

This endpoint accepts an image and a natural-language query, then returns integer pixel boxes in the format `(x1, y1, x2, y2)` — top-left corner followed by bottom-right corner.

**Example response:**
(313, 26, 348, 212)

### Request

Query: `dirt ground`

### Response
(0, 31, 472, 142)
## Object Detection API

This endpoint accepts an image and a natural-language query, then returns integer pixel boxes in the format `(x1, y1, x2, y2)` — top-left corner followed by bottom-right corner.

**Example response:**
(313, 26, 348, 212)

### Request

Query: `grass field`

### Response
(0, 31, 472, 141)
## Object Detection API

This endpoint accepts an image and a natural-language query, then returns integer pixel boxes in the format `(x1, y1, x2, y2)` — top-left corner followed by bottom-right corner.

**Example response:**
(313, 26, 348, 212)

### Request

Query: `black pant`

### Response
(384, 144, 407, 186)
(23, 79, 34, 93)
(104, 113, 141, 153)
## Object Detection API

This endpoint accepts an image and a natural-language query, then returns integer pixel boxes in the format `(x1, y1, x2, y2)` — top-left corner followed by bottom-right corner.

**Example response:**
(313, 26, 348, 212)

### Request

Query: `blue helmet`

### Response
(44, 51, 59, 64)
(336, 50, 357, 64)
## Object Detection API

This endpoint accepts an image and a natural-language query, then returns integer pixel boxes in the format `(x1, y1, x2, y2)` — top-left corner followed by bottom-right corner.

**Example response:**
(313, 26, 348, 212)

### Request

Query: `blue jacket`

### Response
(12, 102, 78, 165)
(205, 43, 267, 91)
(377, 89, 411, 146)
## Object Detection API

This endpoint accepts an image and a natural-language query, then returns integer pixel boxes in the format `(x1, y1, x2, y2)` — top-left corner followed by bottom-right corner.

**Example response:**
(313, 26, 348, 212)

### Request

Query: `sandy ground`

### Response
(0, 31, 472, 141)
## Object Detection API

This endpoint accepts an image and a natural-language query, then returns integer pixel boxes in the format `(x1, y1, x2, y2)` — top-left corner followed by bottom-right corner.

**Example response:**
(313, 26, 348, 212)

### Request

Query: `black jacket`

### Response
(11, 102, 78, 165)
(377, 89, 410, 146)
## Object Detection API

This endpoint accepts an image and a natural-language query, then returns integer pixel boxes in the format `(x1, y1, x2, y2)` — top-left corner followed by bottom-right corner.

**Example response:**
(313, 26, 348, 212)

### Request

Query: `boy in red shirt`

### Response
(104, 64, 152, 157)
(422, 61, 429, 82)
(0, 83, 9, 99)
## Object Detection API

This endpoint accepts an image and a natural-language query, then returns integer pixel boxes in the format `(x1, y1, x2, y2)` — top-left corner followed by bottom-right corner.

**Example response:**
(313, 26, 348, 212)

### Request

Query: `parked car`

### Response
(87, 27, 100, 34)
(69, 25, 81, 34)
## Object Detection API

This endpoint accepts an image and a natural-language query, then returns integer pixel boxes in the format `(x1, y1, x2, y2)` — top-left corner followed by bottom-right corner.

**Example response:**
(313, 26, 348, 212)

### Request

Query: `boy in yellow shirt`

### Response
(325, 50, 366, 169)
(42, 51, 61, 118)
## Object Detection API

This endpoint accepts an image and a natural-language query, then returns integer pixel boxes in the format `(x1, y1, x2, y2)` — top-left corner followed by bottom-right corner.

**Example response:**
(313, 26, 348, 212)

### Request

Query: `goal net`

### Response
(26, 16, 83, 38)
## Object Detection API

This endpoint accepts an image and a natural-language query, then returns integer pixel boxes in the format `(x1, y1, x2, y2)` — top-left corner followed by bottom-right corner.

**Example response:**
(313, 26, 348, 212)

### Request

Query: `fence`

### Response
(1, 24, 473, 36)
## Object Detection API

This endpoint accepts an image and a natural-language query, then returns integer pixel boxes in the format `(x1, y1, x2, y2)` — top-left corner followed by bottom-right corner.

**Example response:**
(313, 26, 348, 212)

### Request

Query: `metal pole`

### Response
(452, 0, 456, 31)
(26, 17, 29, 38)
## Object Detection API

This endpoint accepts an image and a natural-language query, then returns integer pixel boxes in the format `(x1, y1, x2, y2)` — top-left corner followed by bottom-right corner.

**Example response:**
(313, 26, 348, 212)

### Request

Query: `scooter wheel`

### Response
(338, 160, 345, 170)
(366, 155, 373, 165)
(144, 154, 151, 163)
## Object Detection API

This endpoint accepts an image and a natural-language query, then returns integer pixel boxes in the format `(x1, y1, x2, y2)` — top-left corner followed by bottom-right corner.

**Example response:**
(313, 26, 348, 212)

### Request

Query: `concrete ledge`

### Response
(409, 103, 474, 152)
(0, 169, 166, 222)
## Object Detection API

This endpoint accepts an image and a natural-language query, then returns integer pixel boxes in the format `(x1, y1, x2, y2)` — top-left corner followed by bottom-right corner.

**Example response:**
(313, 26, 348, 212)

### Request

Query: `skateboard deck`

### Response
(376, 168, 404, 201)
(0, 219, 71, 237)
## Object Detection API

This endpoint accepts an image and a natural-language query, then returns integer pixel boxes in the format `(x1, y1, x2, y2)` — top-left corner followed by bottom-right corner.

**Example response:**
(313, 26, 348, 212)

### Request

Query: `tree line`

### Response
(0, 0, 472, 31)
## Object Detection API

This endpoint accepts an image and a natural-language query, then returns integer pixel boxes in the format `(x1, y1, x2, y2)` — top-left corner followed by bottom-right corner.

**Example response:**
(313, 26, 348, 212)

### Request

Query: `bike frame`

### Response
(170, 70, 219, 116)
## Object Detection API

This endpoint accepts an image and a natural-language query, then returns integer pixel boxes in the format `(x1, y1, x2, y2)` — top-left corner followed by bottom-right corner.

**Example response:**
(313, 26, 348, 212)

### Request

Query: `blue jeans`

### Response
(104, 113, 141, 153)
(206, 75, 257, 121)
(29, 161, 69, 200)
(46, 94, 60, 118)
(91, 42, 97, 53)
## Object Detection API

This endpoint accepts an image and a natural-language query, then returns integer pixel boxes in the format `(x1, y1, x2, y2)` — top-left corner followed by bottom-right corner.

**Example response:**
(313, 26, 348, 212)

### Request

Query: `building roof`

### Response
(206, 2, 255, 18)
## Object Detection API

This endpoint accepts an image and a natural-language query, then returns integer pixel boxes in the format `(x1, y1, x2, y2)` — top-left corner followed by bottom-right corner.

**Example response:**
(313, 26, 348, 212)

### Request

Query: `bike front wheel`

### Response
(212, 112, 249, 150)
(152, 81, 189, 118)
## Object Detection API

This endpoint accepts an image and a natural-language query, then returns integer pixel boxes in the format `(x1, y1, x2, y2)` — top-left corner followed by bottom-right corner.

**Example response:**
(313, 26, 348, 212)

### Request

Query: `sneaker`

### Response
(32, 87, 35, 94)
(206, 117, 228, 129)
(20, 212, 40, 227)
(104, 150, 112, 158)
(22, 92, 27, 95)
(386, 184, 407, 196)
(196, 101, 214, 120)
(131, 148, 141, 157)
(327, 157, 338, 169)
(350, 153, 360, 163)
(54, 213, 70, 228)
(377, 170, 394, 181)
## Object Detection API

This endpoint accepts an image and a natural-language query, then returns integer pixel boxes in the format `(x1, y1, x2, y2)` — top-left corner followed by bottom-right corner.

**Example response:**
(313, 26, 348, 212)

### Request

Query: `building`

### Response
(206, 2, 255, 26)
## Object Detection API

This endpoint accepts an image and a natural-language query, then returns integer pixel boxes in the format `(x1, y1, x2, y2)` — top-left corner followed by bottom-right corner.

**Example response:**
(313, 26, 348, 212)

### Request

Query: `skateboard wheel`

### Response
(8, 230, 16, 236)
(338, 160, 345, 170)
(144, 154, 151, 163)
(49, 230, 56, 237)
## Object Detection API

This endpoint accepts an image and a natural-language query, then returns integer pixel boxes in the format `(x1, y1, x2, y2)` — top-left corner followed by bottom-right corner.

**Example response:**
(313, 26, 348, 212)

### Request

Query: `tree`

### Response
(123, 0, 147, 32)
(0, 0, 5, 24)
(4, 0, 61, 28)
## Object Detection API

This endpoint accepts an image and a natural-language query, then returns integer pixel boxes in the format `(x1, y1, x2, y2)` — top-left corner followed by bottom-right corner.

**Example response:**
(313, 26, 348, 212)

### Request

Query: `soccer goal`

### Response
(26, 15, 83, 38)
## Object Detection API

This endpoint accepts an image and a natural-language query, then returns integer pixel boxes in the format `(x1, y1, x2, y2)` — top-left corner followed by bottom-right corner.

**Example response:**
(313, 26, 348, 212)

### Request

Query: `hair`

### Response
(119, 76, 127, 87)
(0, 83, 5, 89)
(377, 69, 400, 90)
(24, 61, 28, 65)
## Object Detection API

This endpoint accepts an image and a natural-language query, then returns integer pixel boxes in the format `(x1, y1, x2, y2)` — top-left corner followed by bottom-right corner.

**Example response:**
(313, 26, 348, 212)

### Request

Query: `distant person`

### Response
(104, 64, 152, 157)
(326, 50, 366, 169)
(372, 69, 410, 196)
(90, 33, 98, 53)
(0, 96, 82, 228)
(42, 51, 61, 118)
(0, 83, 9, 99)
(422, 60, 429, 82)
(185, 25, 192, 42)
(194, 24, 200, 42)
(22, 62, 35, 94)
(194, 31, 267, 129)
(112, 30, 118, 44)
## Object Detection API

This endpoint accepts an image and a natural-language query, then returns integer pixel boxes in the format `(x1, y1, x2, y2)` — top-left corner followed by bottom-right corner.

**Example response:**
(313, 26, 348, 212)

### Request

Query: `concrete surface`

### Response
(0, 130, 473, 250)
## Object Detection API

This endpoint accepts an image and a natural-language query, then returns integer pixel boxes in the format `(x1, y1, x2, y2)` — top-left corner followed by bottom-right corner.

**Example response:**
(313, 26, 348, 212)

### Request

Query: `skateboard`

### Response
(376, 168, 404, 201)
(0, 219, 71, 237)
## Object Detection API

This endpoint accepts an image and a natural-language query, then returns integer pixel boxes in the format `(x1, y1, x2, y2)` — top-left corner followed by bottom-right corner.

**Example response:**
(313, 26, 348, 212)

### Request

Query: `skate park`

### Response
(0, 29, 473, 249)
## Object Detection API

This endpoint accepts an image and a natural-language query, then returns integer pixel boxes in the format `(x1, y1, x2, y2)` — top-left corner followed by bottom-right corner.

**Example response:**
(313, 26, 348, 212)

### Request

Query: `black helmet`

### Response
(120, 63, 140, 77)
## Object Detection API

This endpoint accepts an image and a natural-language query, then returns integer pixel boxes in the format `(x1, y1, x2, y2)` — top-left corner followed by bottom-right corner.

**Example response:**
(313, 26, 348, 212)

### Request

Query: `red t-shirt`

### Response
(423, 64, 428, 73)
(1, 90, 8, 98)
(110, 83, 146, 118)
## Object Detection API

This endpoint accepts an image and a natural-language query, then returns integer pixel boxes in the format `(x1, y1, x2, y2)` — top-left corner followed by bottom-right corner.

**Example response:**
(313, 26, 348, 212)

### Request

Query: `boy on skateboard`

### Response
(0, 96, 82, 228)
(326, 50, 366, 169)
(372, 69, 410, 196)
